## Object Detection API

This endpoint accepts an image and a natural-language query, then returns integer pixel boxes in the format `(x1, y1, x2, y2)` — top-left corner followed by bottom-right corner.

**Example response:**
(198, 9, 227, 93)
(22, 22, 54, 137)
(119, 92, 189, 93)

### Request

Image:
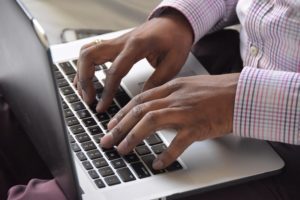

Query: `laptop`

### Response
(0, 1, 284, 200)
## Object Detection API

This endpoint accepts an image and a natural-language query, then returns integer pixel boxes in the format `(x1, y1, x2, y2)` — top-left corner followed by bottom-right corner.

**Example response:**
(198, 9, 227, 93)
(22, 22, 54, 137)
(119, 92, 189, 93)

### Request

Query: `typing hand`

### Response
(101, 73, 240, 170)
(74, 9, 193, 112)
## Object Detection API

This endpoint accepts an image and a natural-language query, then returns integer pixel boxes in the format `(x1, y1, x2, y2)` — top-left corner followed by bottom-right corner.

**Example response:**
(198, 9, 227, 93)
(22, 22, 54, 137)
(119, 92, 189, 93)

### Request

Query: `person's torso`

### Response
(236, 0, 300, 72)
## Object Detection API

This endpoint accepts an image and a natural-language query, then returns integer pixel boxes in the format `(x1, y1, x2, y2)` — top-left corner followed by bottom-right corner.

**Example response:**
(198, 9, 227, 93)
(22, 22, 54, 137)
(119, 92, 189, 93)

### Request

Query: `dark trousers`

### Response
(0, 30, 299, 200)
(0, 94, 52, 200)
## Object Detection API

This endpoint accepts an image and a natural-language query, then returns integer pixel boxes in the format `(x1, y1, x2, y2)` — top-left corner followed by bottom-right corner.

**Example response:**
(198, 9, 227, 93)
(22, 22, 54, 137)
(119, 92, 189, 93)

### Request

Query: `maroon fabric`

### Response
(7, 179, 66, 200)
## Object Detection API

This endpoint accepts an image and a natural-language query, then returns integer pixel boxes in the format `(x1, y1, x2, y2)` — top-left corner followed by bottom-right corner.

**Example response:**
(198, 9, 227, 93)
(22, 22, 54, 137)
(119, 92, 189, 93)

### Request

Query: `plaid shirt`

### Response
(151, 0, 300, 144)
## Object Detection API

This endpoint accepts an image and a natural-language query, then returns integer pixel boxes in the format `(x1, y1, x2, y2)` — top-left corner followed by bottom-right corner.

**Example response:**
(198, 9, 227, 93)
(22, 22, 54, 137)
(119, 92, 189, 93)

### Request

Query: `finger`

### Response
(143, 51, 182, 91)
(101, 98, 170, 148)
(116, 108, 184, 155)
(77, 40, 118, 104)
(96, 43, 145, 112)
(153, 130, 192, 170)
(107, 83, 174, 130)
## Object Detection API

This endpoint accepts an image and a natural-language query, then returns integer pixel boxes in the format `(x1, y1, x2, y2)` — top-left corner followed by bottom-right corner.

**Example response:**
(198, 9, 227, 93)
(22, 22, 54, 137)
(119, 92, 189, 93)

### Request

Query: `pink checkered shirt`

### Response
(151, 0, 300, 144)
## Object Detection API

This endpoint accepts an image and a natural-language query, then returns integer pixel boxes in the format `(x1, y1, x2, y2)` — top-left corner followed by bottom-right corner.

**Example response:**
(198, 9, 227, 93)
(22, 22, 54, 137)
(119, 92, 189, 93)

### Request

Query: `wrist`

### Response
(157, 8, 194, 45)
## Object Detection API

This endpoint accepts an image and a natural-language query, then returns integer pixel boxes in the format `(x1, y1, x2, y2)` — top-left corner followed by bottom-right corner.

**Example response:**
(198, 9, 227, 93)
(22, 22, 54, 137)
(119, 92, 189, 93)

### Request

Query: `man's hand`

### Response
(74, 10, 193, 112)
(101, 73, 240, 170)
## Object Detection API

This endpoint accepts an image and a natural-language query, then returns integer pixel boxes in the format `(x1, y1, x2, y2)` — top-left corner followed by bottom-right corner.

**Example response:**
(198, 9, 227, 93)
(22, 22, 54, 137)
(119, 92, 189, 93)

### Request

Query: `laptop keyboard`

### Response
(54, 60, 183, 189)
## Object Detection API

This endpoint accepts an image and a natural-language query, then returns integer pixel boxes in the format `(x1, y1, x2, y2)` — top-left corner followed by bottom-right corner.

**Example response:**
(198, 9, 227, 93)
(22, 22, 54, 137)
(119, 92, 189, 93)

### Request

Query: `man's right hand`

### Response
(74, 9, 194, 113)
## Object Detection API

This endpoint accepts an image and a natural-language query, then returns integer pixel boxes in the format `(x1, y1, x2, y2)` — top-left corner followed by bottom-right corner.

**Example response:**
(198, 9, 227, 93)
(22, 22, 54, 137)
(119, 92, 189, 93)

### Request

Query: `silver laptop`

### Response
(0, 1, 284, 200)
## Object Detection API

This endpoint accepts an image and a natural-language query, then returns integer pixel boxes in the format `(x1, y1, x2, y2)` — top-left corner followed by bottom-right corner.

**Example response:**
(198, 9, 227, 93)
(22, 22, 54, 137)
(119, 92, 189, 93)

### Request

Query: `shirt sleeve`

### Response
(233, 67, 300, 145)
(149, 0, 239, 43)
(7, 179, 67, 200)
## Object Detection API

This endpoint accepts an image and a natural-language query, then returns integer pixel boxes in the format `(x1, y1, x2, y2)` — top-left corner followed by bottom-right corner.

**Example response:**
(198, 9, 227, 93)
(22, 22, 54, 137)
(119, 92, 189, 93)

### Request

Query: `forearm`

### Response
(233, 67, 300, 145)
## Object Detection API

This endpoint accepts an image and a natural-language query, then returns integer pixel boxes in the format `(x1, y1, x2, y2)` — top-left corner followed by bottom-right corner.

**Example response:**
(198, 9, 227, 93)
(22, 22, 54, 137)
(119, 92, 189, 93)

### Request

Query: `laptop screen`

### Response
(0, 1, 80, 199)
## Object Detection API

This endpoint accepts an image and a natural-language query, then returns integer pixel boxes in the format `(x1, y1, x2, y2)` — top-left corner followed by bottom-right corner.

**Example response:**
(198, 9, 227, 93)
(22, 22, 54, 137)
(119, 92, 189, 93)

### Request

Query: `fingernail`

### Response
(117, 138, 129, 154)
(153, 158, 164, 170)
(107, 118, 118, 130)
(100, 133, 113, 148)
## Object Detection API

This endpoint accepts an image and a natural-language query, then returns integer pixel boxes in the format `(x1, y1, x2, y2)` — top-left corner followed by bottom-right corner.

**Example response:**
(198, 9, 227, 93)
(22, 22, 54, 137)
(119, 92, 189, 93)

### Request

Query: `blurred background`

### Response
(22, 0, 161, 44)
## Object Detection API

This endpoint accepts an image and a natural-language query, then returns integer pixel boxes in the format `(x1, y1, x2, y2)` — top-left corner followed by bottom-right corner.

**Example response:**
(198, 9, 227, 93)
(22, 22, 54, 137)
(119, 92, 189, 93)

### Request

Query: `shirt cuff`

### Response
(148, 0, 226, 43)
(233, 67, 300, 145)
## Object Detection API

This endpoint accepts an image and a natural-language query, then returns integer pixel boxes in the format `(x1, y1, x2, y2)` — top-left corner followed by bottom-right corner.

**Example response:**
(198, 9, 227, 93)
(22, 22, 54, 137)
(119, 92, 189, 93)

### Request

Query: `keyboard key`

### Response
(94, 179, 105, 188)
(94, 82, 104, 95)
(71, 143, 81, 152)
(111, 159, 126, 169)
(72, 59, 78, 67)
(67, 74, 76, 82)
(117, 167, 136, 182)
(89, 101, 98, 114)
(123, 153, 139, 163)
(65, 94, 80, 103)
(88, 170, 100, 179)
(87, 149, 102, 160)
(95, 65, 101, 71)
(100, 64, 107, 70)
(130, 162, 151, 179)
(59, 62, 76, 75)
(60, 86, 74, 96)
(141, 155, 164, 175)
(71, 102, 85, 111)
(101, 120, 109, 130)
(81, 141, 96, 151)
(88, 126, 102, 135)
(64, 109, 74, 118)
(68, 134, 75, 143)
(76, 133, 91, 143)
(55, 71, 64, 79)
(104, 175, 121, 186)
(115, 93, 131, 107)
(146, 134, 163, 146)
(135, 145, 151, 156)
(93, 134, 104, 143)
(76, 152, 87, 161)
(66, 117, 79, 126)
(151, 144, 167, 154)
(107, 105, 120, 117)
(57, 78, 69, 88)
(76, 109, 91, 119)
(82, 161, 93, 170)
(137, 141, 145, 146)
(95, 113, 110, 122)
(69, 124, 85, 134)
(92, 76, 98, 82)
(166, 161, 183, 172)
(93, 158, 108, 168)
(82, 118, 97, 127)
(105, 150, 120, 160)
(53, 65, 59, 71)
(61, 100, 68, 109)
(98, 166, 114, 177)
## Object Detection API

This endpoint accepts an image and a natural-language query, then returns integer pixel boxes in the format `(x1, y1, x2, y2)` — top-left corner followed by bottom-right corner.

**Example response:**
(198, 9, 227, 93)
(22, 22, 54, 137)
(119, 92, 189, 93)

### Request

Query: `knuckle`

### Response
(131, 105, 144, 119)
(111, 126, 122, 141)
(144, 111, 157, 124)
(133, 94, 143, 105)
(79, 48, 93, 61)
(115, 110, 125, 121)
(166, 78, 182, 91)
